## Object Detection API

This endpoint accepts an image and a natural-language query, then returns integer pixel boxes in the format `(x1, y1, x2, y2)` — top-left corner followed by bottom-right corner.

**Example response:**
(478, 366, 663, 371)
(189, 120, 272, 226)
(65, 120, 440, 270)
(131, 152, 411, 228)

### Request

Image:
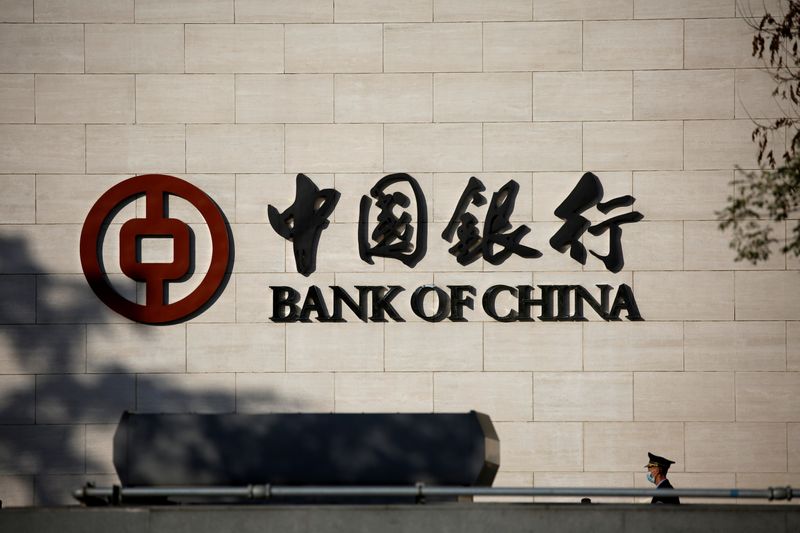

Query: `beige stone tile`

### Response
(34, 273, 137, 324)
(35, 74, 134, 124)
(0, 75, 32, 123)
(484, 122, 581, 172)
(582, 220, 682, 272)
(483, 22, 581, 71)
(532, 171, 631, 223)
(187, 323, 284, 373)
(736, 271, 800, 320)
(634, 70, 734, 120)
(135, 0, 233, 22)
(0, 425, 84, 474)
(384, 23, 482, 72)
(85, 424, 116, 474)
(87, 125, 183, 174)
(335, 73, 431, 123)
(236, 0, 331, 22)
(137, 373, 236, 413)
(335, 372, 432, 412)
(236, 173, 334, 223)
(583, 20, 682, 70)
(186, 24, 283, 73)
(535, 0, 632, 20)
(236, 273, 337, 323)
(685, 119, 776, 171)
(0, 375, 34, 423)
(36, 374, 135, 423)
(584, 422, 684, 471)
(0, 23, 82, 73)
(385, 123, 482, 173)
(685, 422, 786, 472)
(0, 224, 81, 274)
(237, 74, 332, 124)
(790, 423, 800, 472)
(86, 24, 183, 74)
(535, 472, 634, 504)
(335, 0, 430, 22)
(0, 0, 32, 21)
(136, 75, 233, 124)
(0, 324, 85, 374)
(35, 0, 132, 22)
(533, 71, 631, 121)
(477, 471, 533, 503)
(685, 322, 786, 371)
(433, 172, 531, 223)
(0, 125, 83, 173)
(495, 421, 583, 471)
(385, 322, 482, 371)
(685, 18, 762, 69)
(36, 175, 132, 224)
(187, 124, 282, 173)
(534, 372, 632, 422)
(633, 170, 733, 221)
(34, 473, 118, 505)
(584, 121, 683, 171)
(635, 371, 734, 421)
(287, 322, 383, 371)
(736, 473, 800, 497)
(0, 475, 33, 507)
(236, 372, 334, 413)
(685, 220, 785, 270)
(735, 69, 786, 119)
(137, 173, 235, 224)
(435, 0, 531, 21)
(434, 73, 531, 123)
(790, 322, 800, 371)
(736, 371, 800, 421)
(634, 271, 734, 321)
(286, 24, 381, 73)
(634, 0, 733, 18)
(230, 223, 286, 273)
(286, 124, 381, 173)
(431, 271, 533, 322)
(0, 276, 35, 324)
(334, 172, 433, 223)
(735, 0, 789, 17)
(87, 323, 185, 373)
(584, 322, 683, 371)
(435, 372, 532, 421)
(484, 322, 581, 371)
(0, 175, 34, 223)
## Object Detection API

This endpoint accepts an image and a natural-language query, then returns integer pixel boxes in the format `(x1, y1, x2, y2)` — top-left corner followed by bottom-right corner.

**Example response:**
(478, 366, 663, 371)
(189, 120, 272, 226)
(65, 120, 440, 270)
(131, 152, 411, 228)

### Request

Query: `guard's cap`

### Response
(645, 452, 675, 469)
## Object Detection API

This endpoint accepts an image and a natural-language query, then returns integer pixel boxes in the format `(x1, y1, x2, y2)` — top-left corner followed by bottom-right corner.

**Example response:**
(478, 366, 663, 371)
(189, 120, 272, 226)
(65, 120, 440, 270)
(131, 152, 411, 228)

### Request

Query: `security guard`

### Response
(645, 452, 680, 504)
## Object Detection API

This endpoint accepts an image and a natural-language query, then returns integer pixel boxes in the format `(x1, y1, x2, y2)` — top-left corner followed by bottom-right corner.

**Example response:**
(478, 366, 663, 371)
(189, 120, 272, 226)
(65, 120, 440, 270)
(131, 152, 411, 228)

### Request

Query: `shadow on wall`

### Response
(0, 234, 279, 506)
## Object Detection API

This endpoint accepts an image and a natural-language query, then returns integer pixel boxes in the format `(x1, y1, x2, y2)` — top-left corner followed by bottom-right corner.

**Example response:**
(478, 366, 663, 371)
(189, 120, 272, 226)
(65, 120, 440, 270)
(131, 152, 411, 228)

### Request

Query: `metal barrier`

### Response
(73, 484, 796, 504)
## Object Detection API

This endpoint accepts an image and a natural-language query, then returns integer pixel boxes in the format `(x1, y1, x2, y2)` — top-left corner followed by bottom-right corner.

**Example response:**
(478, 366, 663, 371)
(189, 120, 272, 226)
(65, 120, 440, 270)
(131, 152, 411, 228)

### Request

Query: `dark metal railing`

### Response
(73, 484, 796, 504)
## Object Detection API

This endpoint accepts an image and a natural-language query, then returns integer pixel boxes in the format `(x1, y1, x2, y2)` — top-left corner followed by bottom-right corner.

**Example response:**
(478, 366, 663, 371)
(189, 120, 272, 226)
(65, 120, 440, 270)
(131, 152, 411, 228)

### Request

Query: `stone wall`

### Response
(0, 0, 797, 506)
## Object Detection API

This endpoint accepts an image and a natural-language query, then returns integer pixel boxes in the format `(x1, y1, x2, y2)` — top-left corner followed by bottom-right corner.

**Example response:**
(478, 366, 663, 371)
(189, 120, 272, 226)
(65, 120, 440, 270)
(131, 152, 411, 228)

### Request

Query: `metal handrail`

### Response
(73, 484, 796, 503)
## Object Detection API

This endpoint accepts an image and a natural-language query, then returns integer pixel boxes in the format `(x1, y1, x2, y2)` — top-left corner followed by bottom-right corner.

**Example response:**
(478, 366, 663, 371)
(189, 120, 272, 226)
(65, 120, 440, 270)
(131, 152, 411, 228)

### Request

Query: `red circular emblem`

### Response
(80, 174, 230, 324)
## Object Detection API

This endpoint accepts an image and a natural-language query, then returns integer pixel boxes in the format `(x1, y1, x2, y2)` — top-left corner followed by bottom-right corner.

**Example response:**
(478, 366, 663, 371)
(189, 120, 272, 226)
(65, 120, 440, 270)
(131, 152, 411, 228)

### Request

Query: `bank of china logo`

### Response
(80, 174, 230, 324)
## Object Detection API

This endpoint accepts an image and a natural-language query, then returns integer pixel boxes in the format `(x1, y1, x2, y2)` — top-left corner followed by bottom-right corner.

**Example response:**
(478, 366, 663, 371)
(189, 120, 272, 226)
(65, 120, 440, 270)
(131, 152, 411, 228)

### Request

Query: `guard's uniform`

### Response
(646, 452, 680, 505)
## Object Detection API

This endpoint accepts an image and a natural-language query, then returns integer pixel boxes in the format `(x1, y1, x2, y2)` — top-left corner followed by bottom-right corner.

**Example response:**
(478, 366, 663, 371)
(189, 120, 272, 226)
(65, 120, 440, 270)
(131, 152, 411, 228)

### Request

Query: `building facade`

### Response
(0, 0, 798, 506)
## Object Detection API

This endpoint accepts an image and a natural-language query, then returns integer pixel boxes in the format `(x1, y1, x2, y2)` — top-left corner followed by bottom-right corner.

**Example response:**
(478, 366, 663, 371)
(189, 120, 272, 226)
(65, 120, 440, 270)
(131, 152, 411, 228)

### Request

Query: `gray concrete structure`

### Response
(1, 504, 799, 533)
